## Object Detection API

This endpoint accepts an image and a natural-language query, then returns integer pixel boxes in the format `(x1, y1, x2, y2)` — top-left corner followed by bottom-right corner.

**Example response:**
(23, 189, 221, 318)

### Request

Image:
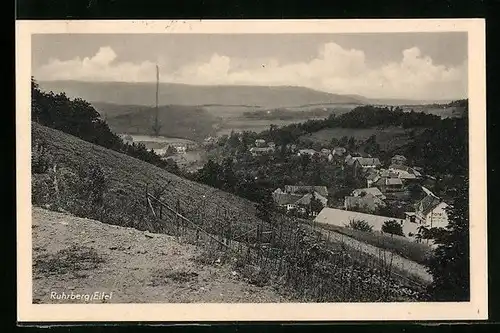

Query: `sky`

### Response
(32, 33, 468, 100)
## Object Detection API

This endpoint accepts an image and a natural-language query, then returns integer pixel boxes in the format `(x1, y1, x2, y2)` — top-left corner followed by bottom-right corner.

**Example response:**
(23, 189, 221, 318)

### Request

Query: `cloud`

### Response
(34, 43, 467, 99)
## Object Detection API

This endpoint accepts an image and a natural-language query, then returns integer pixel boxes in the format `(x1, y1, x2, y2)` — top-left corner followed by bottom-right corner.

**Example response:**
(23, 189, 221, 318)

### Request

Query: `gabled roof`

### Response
(415, 194, 446, 216)
(250, 147, 274, 152)
(352, 187, 386, 199)
(344, 194, 386, 212)
(284, 185, 328, 197)
(375, 177, 403, 186)
(345, 156, 362, 166)
(355, 157, 382, 167)
(273, 193, 303, 206)
(392, 155, 407, 161)
(294, 192, 328, 206)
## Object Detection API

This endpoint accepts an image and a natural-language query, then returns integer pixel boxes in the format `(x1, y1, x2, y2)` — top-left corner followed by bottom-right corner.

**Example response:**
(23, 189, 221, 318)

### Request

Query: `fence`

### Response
(145, 188, 425, 302)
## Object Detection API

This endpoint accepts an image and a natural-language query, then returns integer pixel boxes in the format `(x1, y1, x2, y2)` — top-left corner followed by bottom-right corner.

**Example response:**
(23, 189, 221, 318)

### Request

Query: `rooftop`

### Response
(284, 185, 328, 197)
(352, 187, 386, 199)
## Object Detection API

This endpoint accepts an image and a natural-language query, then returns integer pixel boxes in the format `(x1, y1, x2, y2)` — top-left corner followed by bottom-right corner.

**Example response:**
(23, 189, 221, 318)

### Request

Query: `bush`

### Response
(32, 174, 53, 205)
(346, 219, 373, 232)
(382, 220, 405, 236)
(32, 140, 54, 174)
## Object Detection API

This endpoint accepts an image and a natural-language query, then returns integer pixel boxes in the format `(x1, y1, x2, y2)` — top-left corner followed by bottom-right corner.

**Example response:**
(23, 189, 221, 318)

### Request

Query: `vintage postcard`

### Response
(16, 19, 487, 322)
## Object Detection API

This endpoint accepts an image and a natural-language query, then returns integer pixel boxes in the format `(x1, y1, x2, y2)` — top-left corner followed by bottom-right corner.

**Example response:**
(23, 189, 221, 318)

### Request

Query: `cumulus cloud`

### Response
(34, 43, 467, 99)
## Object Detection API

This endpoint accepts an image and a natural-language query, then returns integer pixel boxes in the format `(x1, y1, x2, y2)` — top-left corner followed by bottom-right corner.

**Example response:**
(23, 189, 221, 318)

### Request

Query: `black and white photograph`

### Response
(16, 19, 487, 322)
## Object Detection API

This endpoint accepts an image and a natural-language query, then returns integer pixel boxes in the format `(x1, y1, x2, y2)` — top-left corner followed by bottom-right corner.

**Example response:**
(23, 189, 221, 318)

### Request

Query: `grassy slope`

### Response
(32, 122, 262, 230)
(32, 123, 428, 299)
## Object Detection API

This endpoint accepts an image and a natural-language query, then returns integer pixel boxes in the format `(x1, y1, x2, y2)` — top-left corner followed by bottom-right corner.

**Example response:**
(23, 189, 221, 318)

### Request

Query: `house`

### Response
(352, 187, 386, 200)
(353, 157, 382, 177)
(320, 148, 332, 156)
(249, 147, 274, 156)
(168, 143, 187, 154)
(298, 149, 318, 157)
(388, 164, 422, 181)
(405, 193, 449, 229)
(295, 192, 328, 207)
(366, 171, 380, 188)
(268, 141, 276, 148)
(272, 189, 304, 211)
(284, 185, 328, 198)
(333, 147, 347, 156)
(345, 154, 363, 166)
(255, 139, 266, 147)
(344, 194, 386, 213)
(374, 177, 404, 193)
(391, 155, 407, 165)
(272, 187, 327, 215)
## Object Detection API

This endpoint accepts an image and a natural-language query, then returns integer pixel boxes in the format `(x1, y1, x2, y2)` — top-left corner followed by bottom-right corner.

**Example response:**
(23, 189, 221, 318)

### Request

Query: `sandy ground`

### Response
(32, 207, 287, 304)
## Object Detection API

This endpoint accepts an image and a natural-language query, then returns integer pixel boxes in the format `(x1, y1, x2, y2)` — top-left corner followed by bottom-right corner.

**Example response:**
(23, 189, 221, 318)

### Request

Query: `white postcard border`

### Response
(16, 19, 487, 322)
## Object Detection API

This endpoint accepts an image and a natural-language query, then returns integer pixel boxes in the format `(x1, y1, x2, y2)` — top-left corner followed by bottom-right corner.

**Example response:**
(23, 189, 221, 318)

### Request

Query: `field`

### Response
(32, 123, 426, 301)
(299, 126, 426, 151)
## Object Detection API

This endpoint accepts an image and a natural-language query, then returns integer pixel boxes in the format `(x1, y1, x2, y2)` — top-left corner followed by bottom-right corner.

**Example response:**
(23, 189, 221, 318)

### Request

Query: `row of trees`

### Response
(253, 105, 447, 147)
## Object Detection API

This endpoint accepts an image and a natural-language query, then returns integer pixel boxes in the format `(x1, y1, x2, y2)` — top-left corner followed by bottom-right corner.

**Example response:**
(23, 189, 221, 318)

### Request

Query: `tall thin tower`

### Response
(152, 64, 161, 136)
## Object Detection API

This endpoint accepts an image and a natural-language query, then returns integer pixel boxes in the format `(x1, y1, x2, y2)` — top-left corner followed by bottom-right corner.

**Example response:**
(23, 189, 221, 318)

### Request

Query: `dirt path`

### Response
(310, 226, 433, 285)
(32, 207, 288, 304)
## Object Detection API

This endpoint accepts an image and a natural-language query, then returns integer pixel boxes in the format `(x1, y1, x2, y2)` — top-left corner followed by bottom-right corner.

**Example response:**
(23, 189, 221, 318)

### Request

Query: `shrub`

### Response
(31, 140, 54, 174)
(382, 220, 405, 236)
(346, 219, 373, 232)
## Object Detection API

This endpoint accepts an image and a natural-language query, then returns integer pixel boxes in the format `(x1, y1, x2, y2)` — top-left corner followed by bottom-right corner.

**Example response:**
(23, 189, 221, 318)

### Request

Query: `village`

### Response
(224, 136, 450, 246)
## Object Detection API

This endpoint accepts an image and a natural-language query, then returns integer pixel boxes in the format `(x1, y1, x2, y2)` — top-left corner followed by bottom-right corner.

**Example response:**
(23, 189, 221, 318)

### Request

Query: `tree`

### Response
(364, 134, 381, 156)
(425, 177, 469, 301)
(164, 145, 177, 157)
(330, 137, 339, 148)
(309, 192, 324, 216)
(339, 136, 349, 148)
(255, 190, 276, 223)
(382, 220, 405, 236)
(346, 219, 373, 232)
(347, 136, 357, 151)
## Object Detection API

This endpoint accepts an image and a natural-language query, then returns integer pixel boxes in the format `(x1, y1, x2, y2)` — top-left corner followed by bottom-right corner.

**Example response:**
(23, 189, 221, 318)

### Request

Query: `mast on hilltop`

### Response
(152, 64, 161, 137)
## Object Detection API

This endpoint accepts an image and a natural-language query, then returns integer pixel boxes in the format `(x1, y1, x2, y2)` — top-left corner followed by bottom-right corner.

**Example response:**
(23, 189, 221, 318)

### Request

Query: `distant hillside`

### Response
(38, 80, 366, 109)
(91, 102, 218, 141)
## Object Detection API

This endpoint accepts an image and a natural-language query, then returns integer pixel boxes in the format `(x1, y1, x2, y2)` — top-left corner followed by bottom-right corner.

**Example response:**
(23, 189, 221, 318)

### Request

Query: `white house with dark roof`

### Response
(273, 187, 327, 214)
(405, 193, 449, 229)
(353, 157, 382, 177)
